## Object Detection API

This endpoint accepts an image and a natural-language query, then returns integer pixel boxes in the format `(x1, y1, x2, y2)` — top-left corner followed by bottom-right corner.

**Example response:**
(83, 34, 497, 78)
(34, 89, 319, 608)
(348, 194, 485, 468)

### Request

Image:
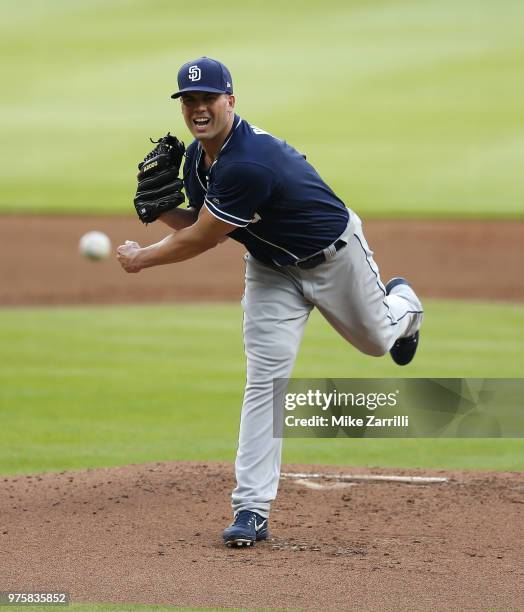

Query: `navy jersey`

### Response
(183, 115, 350, 266)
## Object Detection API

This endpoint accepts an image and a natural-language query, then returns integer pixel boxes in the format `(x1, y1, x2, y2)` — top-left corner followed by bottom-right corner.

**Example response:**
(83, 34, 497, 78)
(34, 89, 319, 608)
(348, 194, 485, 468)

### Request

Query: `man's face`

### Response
(180, 92, 235, 141)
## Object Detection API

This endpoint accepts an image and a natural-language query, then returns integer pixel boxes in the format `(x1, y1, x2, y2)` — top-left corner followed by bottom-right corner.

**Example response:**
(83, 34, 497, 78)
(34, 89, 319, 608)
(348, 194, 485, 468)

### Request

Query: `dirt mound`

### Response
(1, 215, 523, 305)
(1, 461, 522, 611)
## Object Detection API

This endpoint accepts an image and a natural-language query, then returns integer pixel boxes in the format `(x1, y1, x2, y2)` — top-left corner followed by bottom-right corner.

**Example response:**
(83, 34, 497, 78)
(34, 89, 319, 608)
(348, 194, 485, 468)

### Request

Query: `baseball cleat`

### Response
(223, 510, 269, 547)
(385, 277, 421, 366)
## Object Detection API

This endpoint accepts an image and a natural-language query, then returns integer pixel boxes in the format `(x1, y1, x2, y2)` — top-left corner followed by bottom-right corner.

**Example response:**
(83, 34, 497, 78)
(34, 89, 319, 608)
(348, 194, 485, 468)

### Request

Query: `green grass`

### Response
(0, 0, 523, 218)
(1, 300, 523, 476)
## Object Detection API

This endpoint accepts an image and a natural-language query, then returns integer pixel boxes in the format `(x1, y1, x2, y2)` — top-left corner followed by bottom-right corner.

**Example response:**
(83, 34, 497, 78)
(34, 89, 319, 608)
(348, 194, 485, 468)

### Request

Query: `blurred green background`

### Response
(1, 0, 523, 217)
(1, 302, 523, 475)
(0, 1, 523, 477)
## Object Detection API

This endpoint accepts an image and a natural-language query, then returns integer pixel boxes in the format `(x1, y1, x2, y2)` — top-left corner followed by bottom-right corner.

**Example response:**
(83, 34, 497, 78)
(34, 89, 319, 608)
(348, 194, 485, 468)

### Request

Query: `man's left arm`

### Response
(117, 207, 234, 273)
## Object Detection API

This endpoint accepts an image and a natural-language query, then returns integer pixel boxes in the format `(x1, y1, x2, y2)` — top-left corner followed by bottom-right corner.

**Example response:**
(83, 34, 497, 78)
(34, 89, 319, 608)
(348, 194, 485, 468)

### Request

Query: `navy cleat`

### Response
(385, 277, 421, 366)
(223, 510, 269, 548)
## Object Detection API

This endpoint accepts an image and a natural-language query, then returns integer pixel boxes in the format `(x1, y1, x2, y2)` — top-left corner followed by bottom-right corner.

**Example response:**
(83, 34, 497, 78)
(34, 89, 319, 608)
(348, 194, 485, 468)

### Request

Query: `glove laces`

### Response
(143, 133, 172, 162)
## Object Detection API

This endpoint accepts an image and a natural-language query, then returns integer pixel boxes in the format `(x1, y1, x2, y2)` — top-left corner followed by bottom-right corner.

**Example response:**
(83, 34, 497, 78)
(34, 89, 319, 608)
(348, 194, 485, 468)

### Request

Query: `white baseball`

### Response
(79, 231, 112, 261)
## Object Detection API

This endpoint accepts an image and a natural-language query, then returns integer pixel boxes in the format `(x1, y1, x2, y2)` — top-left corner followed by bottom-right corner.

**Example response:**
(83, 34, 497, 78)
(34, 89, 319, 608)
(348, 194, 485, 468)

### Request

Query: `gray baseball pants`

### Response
(232, 213, 423, 518)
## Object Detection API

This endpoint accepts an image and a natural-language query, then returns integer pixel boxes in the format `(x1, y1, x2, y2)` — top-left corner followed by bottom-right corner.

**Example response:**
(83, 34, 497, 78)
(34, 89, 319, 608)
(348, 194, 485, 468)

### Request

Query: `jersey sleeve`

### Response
(205, 162, 275, 227)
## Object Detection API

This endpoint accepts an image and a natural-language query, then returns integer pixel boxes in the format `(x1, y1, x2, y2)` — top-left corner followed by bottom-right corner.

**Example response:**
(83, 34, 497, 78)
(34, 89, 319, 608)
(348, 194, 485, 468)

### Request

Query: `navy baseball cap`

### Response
(171, 57, 233, 99)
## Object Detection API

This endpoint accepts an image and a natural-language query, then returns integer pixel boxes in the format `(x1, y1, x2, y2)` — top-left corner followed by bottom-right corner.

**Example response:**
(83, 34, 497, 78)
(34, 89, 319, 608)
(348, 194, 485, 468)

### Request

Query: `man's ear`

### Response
(228, 94, 236, 111)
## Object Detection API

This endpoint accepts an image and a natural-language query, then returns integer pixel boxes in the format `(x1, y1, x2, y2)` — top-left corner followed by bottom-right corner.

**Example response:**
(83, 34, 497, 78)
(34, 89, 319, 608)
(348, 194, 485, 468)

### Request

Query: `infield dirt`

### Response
(1, 215, 523, 305)
(2, 216, 524, 610)
(1, 462, 523, 611)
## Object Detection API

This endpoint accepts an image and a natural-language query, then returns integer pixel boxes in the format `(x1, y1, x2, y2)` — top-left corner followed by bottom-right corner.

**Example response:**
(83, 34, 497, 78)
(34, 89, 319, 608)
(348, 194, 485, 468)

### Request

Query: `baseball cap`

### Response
(171, 57, 233, 99)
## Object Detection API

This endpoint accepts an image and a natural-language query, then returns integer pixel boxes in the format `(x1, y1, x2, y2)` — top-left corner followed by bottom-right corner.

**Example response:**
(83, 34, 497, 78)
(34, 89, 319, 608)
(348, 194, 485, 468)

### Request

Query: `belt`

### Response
(296, 239, 347, 269)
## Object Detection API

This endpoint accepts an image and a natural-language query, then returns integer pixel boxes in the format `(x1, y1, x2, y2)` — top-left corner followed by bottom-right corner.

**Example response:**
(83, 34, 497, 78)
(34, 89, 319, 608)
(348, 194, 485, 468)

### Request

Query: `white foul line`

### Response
(281, 472, 449, 484)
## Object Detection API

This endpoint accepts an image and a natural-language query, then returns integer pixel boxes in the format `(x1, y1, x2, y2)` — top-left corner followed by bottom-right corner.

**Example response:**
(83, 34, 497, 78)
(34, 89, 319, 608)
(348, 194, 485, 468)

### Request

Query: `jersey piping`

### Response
(244, 228, 300, 261)
(204, 197, 252, 226)
(194, 117, 244, 194)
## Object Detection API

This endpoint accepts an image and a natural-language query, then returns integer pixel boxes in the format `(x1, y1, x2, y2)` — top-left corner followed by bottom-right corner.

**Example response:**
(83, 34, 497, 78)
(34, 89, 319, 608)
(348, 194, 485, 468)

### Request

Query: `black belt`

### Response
(296, 239, 347, 269)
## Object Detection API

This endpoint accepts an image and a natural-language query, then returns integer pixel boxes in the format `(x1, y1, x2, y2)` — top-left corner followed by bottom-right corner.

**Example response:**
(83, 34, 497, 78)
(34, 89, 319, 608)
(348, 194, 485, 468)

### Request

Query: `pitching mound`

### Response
(1, 461, 523, 611)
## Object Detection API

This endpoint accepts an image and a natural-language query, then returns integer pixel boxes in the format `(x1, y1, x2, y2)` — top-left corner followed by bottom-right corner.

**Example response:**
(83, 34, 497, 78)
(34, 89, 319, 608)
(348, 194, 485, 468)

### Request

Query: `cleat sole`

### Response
(225, 538, 254, 548)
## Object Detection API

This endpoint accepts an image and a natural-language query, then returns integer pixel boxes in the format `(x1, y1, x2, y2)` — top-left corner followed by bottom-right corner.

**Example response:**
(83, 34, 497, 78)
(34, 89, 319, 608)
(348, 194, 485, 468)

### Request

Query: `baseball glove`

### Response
(134, 133, 186, 224)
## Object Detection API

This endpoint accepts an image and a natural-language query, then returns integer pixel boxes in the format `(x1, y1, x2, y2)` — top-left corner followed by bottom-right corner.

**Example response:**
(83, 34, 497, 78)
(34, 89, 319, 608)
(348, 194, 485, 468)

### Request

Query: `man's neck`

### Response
(200, 114, 235, 163)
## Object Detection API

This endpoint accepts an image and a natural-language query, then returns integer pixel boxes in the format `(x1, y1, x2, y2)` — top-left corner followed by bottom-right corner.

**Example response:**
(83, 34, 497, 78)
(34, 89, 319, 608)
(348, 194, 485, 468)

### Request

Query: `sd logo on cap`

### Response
(171, 57, 233, 99)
